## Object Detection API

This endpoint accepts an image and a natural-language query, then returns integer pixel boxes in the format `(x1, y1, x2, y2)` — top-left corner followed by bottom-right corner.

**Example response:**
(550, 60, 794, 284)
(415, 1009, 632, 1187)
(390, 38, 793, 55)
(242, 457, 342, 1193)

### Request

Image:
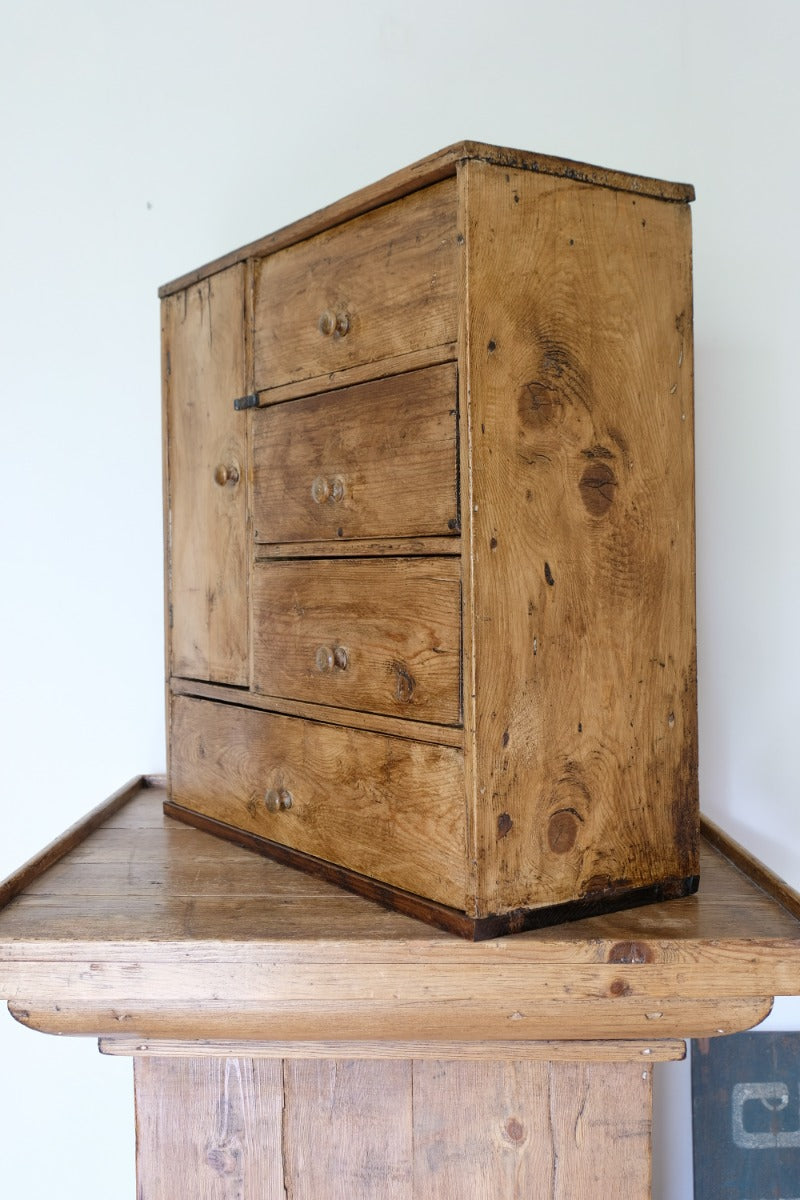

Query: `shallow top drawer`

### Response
(253, 180, 458, 393)
(252, 363, 459, 544)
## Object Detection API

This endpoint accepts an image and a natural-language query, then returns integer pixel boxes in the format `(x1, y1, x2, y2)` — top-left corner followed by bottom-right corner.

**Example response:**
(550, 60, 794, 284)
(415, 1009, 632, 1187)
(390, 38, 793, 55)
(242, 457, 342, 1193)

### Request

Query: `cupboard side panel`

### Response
(465, 161, 698, 915)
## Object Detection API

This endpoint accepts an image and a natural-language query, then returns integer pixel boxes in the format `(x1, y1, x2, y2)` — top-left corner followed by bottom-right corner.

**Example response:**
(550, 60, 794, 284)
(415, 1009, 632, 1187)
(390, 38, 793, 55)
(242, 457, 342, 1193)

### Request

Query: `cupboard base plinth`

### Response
(165, 799, 699, 940)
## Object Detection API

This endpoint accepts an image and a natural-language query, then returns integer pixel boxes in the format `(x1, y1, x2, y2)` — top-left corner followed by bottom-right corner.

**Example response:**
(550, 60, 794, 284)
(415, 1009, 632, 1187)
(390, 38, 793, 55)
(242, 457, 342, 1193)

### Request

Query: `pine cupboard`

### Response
(161, 142, 699, 937)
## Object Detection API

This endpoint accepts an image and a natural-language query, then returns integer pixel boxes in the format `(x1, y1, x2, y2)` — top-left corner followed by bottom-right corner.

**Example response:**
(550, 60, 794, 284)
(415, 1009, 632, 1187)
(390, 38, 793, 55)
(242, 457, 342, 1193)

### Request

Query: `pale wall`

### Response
(1, 2, 798, 1195)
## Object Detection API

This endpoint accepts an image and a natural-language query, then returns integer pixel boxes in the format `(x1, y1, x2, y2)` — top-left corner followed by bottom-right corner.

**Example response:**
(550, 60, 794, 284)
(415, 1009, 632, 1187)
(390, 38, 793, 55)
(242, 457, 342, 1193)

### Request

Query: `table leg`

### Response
(134, 1053, 653, 1198)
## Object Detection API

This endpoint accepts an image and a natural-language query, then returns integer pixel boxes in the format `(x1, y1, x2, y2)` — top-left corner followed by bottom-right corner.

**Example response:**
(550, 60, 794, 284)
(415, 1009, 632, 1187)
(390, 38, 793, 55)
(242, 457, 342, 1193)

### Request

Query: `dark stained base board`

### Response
(164, 801, 699, 940)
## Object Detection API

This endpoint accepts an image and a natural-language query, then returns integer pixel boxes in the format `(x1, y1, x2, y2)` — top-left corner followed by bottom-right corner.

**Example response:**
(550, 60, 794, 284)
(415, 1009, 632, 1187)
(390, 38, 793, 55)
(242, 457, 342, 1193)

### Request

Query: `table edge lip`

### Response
(0, 776, 163, 913)
(2, 778, 800, 979)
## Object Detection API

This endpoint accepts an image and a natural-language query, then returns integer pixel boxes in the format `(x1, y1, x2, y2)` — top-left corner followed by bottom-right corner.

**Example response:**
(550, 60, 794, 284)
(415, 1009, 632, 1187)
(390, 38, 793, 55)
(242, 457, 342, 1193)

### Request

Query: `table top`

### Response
(1, 776, 798, 1046)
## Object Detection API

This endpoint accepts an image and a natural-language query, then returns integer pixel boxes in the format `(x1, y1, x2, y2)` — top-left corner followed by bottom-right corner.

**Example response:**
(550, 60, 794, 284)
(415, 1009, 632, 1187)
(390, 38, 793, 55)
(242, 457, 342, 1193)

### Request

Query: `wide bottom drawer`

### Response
(169, 695, 467, 909)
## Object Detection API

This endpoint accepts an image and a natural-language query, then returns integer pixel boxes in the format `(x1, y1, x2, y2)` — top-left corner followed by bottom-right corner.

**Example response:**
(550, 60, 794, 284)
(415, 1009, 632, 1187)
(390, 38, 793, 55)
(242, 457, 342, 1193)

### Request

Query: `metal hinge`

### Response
(233, 393, 259, 411)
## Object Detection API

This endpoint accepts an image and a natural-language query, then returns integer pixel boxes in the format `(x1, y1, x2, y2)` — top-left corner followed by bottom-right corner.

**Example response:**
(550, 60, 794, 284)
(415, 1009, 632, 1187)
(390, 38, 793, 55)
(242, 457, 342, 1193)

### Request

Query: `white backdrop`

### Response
(1, 2, 798, 1195)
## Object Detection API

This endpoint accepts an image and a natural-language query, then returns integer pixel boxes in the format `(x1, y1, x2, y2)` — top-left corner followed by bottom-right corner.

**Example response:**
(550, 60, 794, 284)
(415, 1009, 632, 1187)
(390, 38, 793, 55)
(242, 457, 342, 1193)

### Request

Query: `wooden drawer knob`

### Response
(311, 475, 346, 504)
(318, 309, 350, 338)
(315, 645, 348, 672)
(264, 787, 293, 813)
(311, 475, 330, 504)
(213, 463, 240, 487)
(315, 645, 334, 672)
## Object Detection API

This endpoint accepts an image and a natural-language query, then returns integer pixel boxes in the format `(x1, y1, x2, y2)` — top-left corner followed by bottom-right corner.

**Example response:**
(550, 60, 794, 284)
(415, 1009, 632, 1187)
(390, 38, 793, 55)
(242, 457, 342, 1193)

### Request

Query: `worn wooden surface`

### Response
(702, 814, 800, 921)
(251, 364, 459, 543)
(0, 783, 798, 1041)
(284, 1059, 411, 1199)
(247, 343, 456, 408)
(164, 264, 249, 685)
(170, 677, 465, 748)
(169, 697, 466, 906)
(11, 997, 772, 1043)
(253, 180, 457, 392)
(134, 1055, 285, 1199)
(159, 140, 694, 299)
(133, 1055, 652, 1199)
(0, 775, 147, 909)
(412, 1059, 651, 1198)
(103, 1037, 685, 1062)
(461, 159, 698, 917)
(256, 535, 460, 559)
(161, 801, 485, 938)
(251, 557, 461, 723)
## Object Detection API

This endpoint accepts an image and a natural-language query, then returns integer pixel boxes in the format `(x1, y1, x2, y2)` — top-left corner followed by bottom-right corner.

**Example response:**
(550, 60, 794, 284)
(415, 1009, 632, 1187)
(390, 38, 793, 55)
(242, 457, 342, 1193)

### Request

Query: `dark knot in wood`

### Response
(579, 461, 617, 516)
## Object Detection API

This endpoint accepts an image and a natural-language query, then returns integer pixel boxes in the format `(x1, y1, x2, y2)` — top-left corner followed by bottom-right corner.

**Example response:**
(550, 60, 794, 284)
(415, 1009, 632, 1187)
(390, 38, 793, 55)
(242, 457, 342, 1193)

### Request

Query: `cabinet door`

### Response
(163, 264, 249, 685)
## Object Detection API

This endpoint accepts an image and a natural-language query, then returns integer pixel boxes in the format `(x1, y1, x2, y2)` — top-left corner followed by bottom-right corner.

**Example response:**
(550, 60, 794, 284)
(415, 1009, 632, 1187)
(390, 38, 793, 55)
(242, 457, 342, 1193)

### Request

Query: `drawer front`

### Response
(252, 363, 459, 544)
(252, 558, 461, 724)
(170, 696, 466, 908)
(253, 180, 458, 392)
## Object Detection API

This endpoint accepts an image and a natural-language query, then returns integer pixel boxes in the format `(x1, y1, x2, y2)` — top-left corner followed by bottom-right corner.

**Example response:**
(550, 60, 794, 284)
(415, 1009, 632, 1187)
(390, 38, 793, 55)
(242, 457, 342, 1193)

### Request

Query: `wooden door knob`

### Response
(213, 463, 240, 487)
(264, 787, 293, 813)
(318, 309, 350, 338)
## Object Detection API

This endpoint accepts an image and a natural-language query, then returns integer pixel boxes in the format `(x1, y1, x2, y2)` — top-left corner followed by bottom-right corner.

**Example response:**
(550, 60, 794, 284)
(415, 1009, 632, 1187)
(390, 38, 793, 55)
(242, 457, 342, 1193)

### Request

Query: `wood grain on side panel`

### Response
(464, 161, 697, 915)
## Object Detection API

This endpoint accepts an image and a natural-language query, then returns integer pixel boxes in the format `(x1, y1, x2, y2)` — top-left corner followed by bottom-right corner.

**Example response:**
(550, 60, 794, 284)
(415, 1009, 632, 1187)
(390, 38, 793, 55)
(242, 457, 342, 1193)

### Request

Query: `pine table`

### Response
(1, 776, 799, 1198)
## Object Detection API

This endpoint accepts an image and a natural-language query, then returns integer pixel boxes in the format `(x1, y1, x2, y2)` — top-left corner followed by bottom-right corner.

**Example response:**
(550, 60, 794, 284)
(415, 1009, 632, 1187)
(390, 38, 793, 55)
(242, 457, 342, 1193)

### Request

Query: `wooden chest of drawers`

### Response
(161, 141, 699, 938)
